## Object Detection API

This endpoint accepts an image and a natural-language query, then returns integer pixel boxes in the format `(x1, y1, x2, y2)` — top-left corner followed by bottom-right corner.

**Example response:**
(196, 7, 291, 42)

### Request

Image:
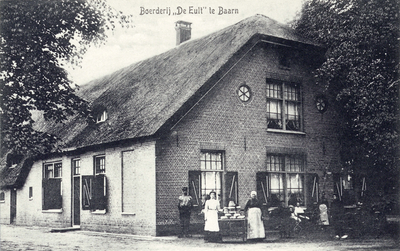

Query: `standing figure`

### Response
(178, 187, 193, 238)
(330, 194, 348, 239)
(244, 191, 265, 241)
(204, 191, 221, 242)
(319, 203, 330, 226)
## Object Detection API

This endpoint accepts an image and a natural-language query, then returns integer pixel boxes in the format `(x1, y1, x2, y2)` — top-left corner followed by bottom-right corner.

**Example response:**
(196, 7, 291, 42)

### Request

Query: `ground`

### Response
(1, 224, 399, 251)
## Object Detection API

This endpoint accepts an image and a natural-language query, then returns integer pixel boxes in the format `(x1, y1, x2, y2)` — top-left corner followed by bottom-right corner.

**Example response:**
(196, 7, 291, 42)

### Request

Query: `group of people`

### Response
(178, 187, 266, 242)
(178, 187, 348, 241)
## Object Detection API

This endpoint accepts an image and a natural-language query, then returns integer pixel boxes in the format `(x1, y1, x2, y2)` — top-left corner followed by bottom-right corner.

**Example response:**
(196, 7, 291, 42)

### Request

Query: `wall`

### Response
(0, 190, 11, 224)
(10, 140, 157, 236)
(155, 42, 341, 232)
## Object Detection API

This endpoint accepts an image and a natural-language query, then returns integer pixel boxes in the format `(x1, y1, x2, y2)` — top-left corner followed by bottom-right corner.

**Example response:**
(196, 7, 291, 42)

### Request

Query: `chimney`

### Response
(175, 21, 191, 45)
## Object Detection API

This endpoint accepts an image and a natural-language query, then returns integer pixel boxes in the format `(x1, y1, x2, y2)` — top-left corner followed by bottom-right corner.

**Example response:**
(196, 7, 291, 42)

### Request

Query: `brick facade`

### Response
(155, 42, 340, 233)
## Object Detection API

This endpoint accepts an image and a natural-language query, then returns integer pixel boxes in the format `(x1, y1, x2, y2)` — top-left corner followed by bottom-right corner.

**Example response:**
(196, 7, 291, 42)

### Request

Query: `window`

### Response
(0, 191, 5, 202)
(42, 162, 62, 210)
(95, 155, 105, 174)
(315, 95, 328, 113)
(266, 81, 301, 131)
(29, 187, 33, 200)
(82, 155, 107, 211)
(96, 110, 108, 123)
(189, 151, 238, 208)
(72, 158, 80, 176)
(44, 163, 62, 179)
(200, 151, 223, 197)
(237, 84, 252, 102)
(6, 153, 23, 168)
(257, 154, 307, 207)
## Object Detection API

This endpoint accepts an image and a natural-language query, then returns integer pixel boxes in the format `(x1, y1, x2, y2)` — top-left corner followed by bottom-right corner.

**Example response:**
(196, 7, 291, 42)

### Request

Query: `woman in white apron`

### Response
(204, 191, 221, 242)
(244, 191, 265, 241)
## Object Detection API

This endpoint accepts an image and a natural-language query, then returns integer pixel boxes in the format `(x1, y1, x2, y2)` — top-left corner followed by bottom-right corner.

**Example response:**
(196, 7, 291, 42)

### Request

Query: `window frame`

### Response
(0, 191, 5, 202)
(266, 80, 303, 132)
(199, 150, 224, 200)
(72, 158, 81, 176)
(262, 154, 307, 207)
(237, 84, 252, 103)
(94, 155, 106, 175)
(42, 161, 63, 210)
(29, 187, 33, 200)
(44, 162, 62, 179)
(96, 110, 108, 123)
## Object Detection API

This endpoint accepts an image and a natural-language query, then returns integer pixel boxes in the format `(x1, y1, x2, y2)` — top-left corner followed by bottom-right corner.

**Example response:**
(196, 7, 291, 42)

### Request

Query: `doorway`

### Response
(72, 158, 81, 226)
(73, 176, 81, 225)
(10, 189, 16, 224)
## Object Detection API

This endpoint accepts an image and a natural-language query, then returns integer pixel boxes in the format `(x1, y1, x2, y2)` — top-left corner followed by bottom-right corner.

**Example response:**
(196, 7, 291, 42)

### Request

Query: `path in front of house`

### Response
(1, 224, 398, 251)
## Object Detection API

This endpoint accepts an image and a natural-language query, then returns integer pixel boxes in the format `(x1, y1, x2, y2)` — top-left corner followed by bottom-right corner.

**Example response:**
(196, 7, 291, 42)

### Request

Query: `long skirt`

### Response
(204, 210, 219, 232)
(247, 208, 265, 239)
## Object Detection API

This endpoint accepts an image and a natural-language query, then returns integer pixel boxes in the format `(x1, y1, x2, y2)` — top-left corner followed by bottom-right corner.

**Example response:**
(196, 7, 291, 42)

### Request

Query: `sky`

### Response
(67, 0, 306, 85)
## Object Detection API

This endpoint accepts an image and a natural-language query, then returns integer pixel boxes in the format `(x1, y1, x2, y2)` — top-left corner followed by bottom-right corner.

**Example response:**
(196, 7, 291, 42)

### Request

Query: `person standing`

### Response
(178, 187, 193, 238)
(330, 194, 348, 239)
(244, 191, 265, 241)
(204, 191, 221, 242)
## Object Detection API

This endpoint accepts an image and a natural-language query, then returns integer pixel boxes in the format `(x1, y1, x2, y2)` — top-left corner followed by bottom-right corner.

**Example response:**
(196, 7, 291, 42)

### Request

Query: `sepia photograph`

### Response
(0, 0, 398, 250)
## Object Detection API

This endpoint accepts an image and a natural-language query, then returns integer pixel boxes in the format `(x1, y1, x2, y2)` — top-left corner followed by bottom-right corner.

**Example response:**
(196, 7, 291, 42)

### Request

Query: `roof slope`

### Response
(40, 14, 321, 149)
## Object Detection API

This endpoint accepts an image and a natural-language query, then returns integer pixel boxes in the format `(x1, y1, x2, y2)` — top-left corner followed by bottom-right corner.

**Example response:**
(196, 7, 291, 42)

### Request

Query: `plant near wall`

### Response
(0, 0, 132, 155)
(293, 0, 399, 193)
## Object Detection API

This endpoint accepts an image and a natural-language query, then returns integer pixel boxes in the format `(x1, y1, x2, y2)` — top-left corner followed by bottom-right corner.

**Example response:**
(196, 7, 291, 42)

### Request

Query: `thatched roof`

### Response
(37, 14, 323, 150)
(0, 155, 33, 189)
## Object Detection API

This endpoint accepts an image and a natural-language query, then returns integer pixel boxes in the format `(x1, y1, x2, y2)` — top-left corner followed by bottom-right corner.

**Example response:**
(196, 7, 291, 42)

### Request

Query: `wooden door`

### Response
(10, 189, 16, 224)
(73, 177, 80, 225)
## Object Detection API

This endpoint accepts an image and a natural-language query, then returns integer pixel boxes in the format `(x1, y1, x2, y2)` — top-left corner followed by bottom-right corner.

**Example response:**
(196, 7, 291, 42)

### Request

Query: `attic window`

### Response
(237, 84, 252, 103)
(7, 154, 23, 168)
(96, 110, 108, 123)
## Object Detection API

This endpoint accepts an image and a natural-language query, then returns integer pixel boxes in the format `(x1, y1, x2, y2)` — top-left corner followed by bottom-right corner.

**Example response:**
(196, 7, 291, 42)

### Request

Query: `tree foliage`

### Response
(0, 0, 131, 155)
(293, 0, 399, 189)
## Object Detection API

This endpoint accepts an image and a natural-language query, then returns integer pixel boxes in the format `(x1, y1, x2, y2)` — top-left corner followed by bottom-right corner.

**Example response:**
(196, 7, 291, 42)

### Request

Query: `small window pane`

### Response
(95, 156, 106, 174)
(54, 163, 62, 178)
(201, 152, 223, 170)
(29, 187, 33, 199)
(45, 164, 54, 179)
(73, 159, 81, 175)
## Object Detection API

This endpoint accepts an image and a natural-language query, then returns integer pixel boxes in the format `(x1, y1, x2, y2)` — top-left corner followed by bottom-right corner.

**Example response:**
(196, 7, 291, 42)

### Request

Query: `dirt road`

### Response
(1, 224, 398, 251)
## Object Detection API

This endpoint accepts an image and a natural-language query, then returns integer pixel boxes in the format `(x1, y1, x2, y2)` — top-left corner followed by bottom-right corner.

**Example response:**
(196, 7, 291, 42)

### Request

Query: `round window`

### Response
(315, 95, 328, 113)
(238, 85, 251, 102)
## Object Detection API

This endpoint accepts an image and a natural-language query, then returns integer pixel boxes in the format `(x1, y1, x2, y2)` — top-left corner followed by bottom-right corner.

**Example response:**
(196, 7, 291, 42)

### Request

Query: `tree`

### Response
(293, 0, 399, 193)
(0, 0, 131, 155)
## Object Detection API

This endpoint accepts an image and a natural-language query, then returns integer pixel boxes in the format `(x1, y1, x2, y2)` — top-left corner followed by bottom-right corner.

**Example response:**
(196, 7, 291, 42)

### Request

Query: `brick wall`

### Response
(155, 42, 340, 233)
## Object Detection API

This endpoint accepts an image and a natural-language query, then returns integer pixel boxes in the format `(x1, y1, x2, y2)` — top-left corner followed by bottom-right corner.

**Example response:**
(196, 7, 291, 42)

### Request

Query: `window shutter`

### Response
(42, 179, 62, 210)
(188, 171, 201, 207)
(93, 174, 107, 211)
(224, 172, 238, 206)
(82, 176, 93, 210)
(306, 174, 319, 206)
(256, 172, 269, 206)
(333, 173, 342, 201)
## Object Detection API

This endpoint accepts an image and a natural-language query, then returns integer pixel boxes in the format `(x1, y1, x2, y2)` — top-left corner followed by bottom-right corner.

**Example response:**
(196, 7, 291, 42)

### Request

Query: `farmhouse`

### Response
(0, 14, 344, 236)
